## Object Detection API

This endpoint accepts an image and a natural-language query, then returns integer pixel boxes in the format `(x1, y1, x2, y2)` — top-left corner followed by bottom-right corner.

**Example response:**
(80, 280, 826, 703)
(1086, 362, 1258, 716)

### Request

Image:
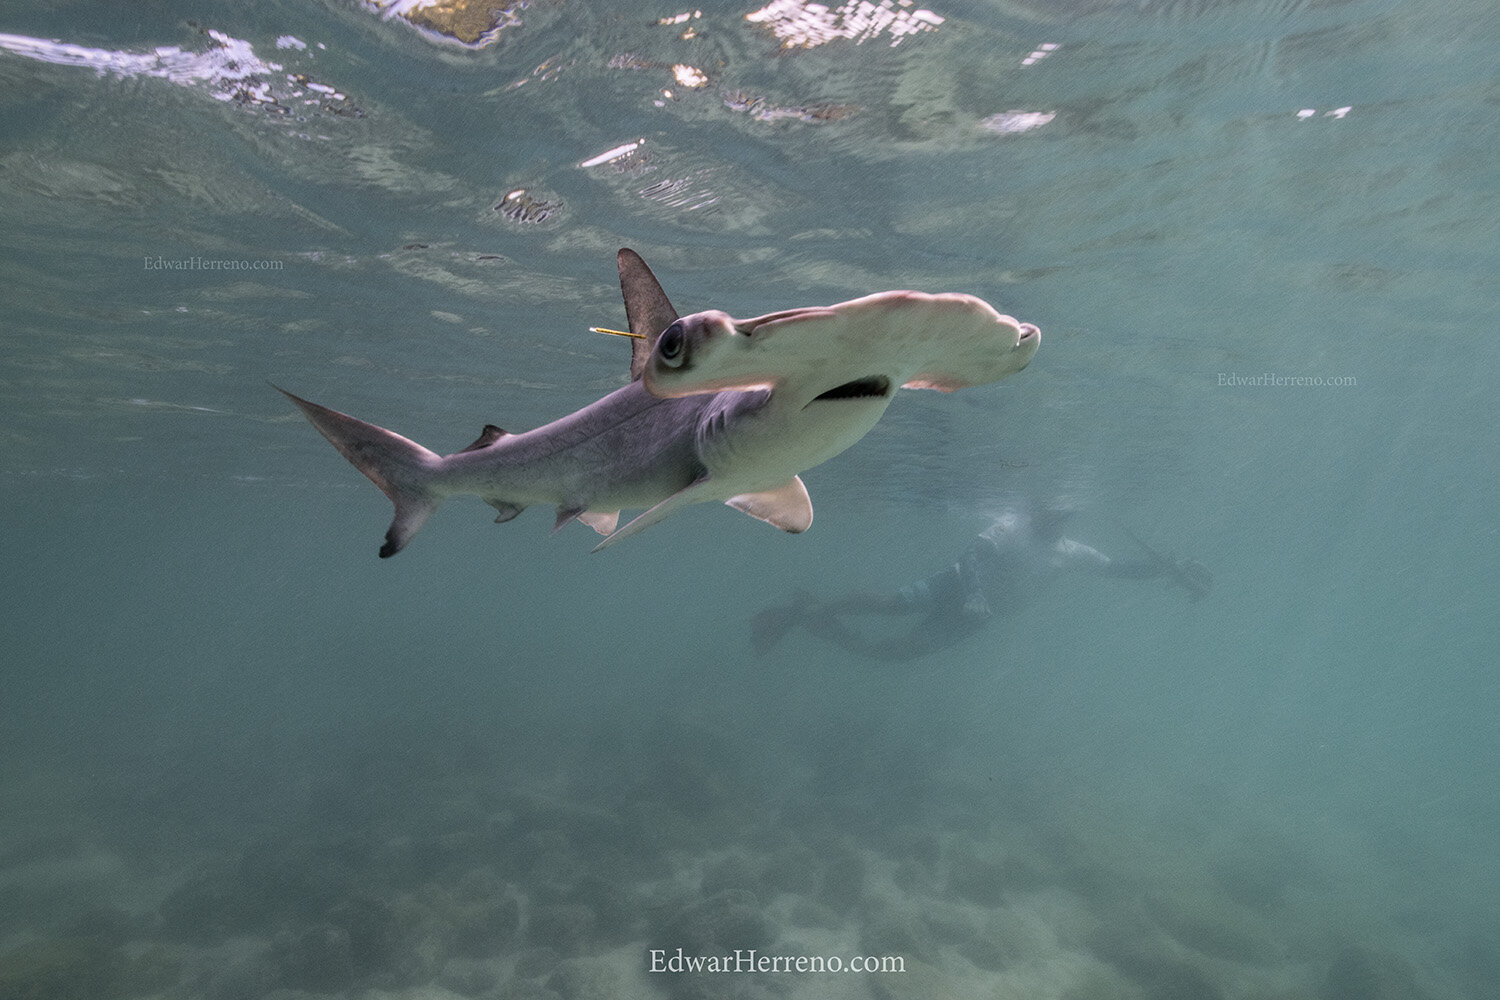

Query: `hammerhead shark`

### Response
(278, 249, 1039, 557)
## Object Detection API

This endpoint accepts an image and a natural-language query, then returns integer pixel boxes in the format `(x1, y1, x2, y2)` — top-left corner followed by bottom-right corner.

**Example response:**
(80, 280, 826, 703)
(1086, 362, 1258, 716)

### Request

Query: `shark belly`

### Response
(696, 389, 893, 497)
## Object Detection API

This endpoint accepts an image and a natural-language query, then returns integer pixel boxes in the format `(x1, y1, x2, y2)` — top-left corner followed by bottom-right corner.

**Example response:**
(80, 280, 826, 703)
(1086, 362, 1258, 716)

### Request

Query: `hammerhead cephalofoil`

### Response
(278, 250, 1039, 556)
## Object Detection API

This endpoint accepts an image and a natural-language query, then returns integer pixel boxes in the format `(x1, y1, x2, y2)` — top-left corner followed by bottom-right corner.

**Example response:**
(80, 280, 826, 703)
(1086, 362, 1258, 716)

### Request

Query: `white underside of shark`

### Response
(279, 250, 1039, 557)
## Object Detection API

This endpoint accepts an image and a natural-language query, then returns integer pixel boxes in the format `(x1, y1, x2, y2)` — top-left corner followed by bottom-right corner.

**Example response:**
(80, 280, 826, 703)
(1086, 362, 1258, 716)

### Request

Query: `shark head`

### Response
(642, 292, 1039, 406)
(642, 309, 749, 391)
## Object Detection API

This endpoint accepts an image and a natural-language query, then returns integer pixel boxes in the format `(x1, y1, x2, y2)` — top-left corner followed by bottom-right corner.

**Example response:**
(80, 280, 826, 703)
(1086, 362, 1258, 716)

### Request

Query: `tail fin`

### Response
(275, 386, 443, 558)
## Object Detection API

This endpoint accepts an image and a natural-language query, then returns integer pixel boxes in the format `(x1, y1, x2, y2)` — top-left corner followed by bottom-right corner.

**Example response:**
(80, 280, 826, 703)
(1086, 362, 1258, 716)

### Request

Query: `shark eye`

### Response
(657, 321, 687, 368)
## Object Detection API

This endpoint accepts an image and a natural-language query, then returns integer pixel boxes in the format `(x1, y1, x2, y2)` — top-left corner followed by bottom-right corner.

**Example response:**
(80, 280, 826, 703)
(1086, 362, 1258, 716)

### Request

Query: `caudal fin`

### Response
(275, 386, 443, 558)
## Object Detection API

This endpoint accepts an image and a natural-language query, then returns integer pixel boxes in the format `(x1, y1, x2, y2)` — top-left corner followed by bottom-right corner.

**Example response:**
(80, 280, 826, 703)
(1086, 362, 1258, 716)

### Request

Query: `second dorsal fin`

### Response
(458, 425, 507, 453)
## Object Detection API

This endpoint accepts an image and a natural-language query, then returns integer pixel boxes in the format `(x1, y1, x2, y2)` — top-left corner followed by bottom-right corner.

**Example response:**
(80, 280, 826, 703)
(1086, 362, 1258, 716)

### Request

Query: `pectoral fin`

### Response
(725, 476, 813, 533)
(592, 474, 714, 552)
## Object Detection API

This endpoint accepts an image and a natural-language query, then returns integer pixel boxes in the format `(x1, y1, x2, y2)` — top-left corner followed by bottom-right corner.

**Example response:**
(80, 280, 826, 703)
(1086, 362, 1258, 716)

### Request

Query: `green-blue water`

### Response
(2, 0, 1496, 997)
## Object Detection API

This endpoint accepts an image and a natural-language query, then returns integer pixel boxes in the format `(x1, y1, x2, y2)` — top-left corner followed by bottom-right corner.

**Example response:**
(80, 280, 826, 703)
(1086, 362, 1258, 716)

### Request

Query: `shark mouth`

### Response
(810, 375, 892, 404)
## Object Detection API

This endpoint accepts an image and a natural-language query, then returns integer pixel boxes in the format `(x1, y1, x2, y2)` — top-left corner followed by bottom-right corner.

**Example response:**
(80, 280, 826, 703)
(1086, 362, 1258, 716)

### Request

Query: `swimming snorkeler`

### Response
(751, 506, 1211, 663)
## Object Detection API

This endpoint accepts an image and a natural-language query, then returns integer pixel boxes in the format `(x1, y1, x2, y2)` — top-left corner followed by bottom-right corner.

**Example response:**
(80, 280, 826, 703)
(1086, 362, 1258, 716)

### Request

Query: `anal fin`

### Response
(725, 476, 813, 533)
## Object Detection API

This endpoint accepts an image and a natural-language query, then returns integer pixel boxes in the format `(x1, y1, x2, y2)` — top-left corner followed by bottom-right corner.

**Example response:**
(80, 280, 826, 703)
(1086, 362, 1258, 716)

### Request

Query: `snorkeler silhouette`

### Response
(751, 506, 1211, 663)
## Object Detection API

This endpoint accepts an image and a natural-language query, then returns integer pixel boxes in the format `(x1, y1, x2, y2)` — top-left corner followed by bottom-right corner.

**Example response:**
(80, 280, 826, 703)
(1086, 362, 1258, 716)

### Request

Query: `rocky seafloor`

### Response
(0, 720, 1480, 1000)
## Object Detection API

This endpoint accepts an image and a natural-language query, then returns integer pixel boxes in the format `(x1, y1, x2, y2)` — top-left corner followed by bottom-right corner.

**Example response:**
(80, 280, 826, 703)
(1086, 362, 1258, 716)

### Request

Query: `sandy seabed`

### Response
(0, 724, 1481, 1000)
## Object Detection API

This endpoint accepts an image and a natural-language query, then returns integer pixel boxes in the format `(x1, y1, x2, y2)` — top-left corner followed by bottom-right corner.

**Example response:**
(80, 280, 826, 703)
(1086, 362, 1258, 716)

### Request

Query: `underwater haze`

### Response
(1, 0, 1497, 998)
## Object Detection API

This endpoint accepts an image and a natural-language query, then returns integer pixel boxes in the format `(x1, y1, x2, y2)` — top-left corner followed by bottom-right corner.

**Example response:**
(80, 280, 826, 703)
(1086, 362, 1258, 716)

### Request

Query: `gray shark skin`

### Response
(279, 249, 1039, 557)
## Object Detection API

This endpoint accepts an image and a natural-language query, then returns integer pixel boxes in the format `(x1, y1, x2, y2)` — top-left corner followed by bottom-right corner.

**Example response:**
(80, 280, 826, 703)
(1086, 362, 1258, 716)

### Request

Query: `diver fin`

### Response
(592, 474, 713, 552)
(577, 511, 620, 536)
(459, 424, 508, 453)
(617, 248, 680, 381)
(488, 500, 524, 523)
(274, 385, 443, 558)
(725, 476, 814, 533)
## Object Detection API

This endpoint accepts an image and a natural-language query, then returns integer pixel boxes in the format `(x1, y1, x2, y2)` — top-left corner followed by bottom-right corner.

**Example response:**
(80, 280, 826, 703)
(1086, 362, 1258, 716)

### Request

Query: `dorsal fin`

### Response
(617, 248, 679, 381)
(458, 424, 507, 453)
